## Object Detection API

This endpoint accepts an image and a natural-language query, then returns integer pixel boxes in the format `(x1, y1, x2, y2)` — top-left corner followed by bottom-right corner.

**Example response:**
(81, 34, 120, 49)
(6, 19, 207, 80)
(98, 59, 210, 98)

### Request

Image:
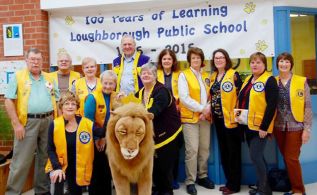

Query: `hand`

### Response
(258, 130, 268, 138)
(199, 113, 206, 121)
(95, 138, 106, 152)
(202, 104, 211, 116)
(13, 121, 25, 140)
(116, 91, 126, 99)
(302, 130, 311, 144)
(49, 169, 65, 183)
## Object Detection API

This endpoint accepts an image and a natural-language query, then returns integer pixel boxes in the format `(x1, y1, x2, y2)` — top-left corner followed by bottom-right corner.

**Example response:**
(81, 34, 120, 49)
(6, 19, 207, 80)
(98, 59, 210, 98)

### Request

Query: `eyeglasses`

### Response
(28, 58, 42, 62)
(214, 57, 225, 60)
(59, 60, 70, 63)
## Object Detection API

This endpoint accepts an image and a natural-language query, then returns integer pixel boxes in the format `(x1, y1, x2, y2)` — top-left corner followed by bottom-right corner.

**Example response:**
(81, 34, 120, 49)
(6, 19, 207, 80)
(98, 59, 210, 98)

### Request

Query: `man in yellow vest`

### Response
(112, 35, 150, 95)
(5, 48, 59, 195)
(50, 52, 80, 96)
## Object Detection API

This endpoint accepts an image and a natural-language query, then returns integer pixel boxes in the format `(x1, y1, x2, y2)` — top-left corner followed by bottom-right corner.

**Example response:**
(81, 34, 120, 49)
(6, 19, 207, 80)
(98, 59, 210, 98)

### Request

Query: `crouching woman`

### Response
(45, 91, 94, 195)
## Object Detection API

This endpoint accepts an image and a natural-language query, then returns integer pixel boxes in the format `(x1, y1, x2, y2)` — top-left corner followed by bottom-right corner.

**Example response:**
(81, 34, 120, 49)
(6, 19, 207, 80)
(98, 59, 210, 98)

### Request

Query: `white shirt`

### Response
(120, 52, 136, 95)
(178, 67, 208, 112)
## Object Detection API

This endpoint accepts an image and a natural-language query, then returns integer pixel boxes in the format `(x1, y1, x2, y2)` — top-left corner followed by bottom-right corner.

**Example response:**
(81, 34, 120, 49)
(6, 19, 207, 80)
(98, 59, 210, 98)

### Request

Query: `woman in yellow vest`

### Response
(157, 48, 182, 189)
(72, 57, 101, 116)
(236, 52, 278, 195)
(274, 52, 312, 195)
(210, 49, 242, 195)
(46, 91, 94, 195)
(178, 47, 214, 195)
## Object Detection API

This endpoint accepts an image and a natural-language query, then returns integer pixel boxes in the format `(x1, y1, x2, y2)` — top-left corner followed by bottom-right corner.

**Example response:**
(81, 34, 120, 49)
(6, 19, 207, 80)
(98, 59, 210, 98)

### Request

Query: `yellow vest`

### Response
(113, 51, 141, 92)
(240, 71, 275, 133)
(50, 70, 81, 91)
(45, 116, 94, 186)
(210, 69, 238, 128)
(157, 69, 180, 103)
(179, 68, 210, 123)
(91, 90, 115, 127)
(16, 69, 57, 126)
(74, 77, 102, 116)
(276, 74, 306, 122)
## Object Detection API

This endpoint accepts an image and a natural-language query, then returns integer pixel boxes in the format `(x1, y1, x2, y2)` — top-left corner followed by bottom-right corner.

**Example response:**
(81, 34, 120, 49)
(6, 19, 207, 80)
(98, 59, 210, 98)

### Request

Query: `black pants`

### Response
(53, 167, 82, 195)
(214, 117, 241, 191)
(88, 146, 112, 195)
(153, 139, 178, 195)
(172, 132, 184, 182)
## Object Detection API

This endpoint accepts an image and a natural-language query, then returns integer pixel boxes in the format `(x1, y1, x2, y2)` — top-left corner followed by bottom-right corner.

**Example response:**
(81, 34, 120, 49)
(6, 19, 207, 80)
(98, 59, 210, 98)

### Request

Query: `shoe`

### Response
(284, 192, 306, 195)
(219, 186, 227, 191)
(186, 184, 197, 195)
(249, 189, 257, 195)
(172, 180, 180, 189)
(197, 177, 215, 189)
(222, 187, 239, 195)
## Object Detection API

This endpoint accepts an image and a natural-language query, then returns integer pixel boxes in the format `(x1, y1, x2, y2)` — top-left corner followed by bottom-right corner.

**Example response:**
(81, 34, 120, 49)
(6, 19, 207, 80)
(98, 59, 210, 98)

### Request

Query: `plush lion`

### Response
(106, 102, 154, 195)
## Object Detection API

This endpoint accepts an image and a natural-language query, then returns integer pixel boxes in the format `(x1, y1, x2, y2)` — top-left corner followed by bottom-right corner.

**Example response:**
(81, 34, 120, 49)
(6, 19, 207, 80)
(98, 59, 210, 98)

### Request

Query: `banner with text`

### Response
(49, 0, 274, 65)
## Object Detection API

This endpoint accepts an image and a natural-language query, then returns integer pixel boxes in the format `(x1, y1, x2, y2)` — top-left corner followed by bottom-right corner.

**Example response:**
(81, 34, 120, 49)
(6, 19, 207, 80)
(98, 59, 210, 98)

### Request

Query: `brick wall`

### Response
(0, 0, 49, 151)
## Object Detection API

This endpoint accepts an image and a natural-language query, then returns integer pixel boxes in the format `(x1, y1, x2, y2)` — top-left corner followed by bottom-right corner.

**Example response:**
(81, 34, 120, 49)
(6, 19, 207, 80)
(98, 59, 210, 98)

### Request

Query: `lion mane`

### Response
(106, 102, 154, 195)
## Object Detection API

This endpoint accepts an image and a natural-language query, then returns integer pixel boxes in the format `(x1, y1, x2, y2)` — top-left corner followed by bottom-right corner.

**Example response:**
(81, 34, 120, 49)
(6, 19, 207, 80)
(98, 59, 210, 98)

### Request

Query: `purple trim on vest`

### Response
(112, 54, 150, 89)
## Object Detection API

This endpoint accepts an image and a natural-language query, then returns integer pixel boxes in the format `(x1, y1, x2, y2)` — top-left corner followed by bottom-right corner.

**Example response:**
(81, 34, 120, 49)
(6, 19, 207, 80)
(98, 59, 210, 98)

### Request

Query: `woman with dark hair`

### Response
(210, 49, 242, 195)
(157, 48, 183, 189)
(274, 52, 312, 195)
(178, 47, 214, 195)
(236, 52, 278, 195)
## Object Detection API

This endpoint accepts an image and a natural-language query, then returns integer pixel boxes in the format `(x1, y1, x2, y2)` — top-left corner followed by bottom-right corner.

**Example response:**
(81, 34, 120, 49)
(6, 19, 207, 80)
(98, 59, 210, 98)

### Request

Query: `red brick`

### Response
(0, 11, 14, 17)
(0, 0, 14, 4)
(36, 39, 48, 45)
(25, 39, 35, 45)
(0, 17, 9, 23)
(23, 3, 34, 9)
(24, 15, 35, 21)
(0, 5, 9, 11)
(15, 10, 30, 16)
(24, 27, 33, 33)
(15, 0, 30, 4)
(8, 16, 23, 23)
(9, 4, 24, 10)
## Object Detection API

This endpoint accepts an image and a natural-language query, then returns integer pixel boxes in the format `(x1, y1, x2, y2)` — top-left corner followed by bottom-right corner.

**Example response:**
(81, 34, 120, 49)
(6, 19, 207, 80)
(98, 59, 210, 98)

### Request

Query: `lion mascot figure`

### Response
(106, 102, 154, 195)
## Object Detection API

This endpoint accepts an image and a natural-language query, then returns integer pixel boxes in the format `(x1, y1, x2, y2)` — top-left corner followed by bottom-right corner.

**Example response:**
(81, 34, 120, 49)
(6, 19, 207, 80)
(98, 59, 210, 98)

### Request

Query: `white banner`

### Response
(0, 60, 26, 94)
(49, 0, 274, 65)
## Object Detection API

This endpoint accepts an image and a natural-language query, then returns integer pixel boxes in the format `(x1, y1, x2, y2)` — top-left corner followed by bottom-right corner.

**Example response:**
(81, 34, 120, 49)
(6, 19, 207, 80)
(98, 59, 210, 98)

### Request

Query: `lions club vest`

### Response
(276, 74, 306, 122)
(74, 77, 101, 116)
(50, 70, 80, 91)
(179, 68, 210, 123)
(157, 69, 180, 102)
(240, 71, 275, 133)
(45, 116, 94, 186)
(210, 69, 238, 128)
(16, 69, 57, 126)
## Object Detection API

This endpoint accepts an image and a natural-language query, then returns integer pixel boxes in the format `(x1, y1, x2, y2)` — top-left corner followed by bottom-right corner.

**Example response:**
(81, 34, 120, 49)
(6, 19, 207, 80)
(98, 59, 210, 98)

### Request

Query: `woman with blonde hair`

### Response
(72, 57, 101, 116)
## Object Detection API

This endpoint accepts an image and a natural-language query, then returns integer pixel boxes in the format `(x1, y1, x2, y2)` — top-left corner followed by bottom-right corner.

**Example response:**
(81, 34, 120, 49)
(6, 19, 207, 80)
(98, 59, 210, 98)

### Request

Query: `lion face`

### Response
(115, 116, 146, 159)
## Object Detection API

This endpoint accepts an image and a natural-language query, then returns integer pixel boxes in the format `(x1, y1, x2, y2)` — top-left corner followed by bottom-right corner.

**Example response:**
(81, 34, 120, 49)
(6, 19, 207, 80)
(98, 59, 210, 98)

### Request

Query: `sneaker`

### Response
(197, 177, 215, 189)
(186, 184, 197, 195)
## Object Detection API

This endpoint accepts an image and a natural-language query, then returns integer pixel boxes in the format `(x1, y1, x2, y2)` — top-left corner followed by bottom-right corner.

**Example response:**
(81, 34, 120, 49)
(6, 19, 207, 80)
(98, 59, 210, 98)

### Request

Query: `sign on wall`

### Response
(0, 61, 26, 94)
(2, 24, 23, 56)
(49, 0, 274, 65)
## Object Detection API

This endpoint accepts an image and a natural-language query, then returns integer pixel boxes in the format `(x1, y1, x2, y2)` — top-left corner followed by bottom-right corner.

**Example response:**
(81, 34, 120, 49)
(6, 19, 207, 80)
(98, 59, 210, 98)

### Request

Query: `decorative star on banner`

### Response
(255, 40, 268, 52)
(244, 2, 256, 14)
(65, 16, 75, 25)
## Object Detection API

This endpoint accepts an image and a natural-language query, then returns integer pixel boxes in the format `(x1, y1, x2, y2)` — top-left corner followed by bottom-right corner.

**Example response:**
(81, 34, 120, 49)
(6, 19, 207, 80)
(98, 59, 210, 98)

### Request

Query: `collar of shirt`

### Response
(29, 71, 43, 81)
(190, 66, 201, 77)
(124, 52, 136, 63)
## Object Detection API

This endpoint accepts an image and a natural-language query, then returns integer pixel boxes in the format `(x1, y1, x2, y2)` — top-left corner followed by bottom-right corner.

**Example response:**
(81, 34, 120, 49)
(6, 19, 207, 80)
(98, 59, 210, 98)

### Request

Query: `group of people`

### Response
(4, 34, 312, 195)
